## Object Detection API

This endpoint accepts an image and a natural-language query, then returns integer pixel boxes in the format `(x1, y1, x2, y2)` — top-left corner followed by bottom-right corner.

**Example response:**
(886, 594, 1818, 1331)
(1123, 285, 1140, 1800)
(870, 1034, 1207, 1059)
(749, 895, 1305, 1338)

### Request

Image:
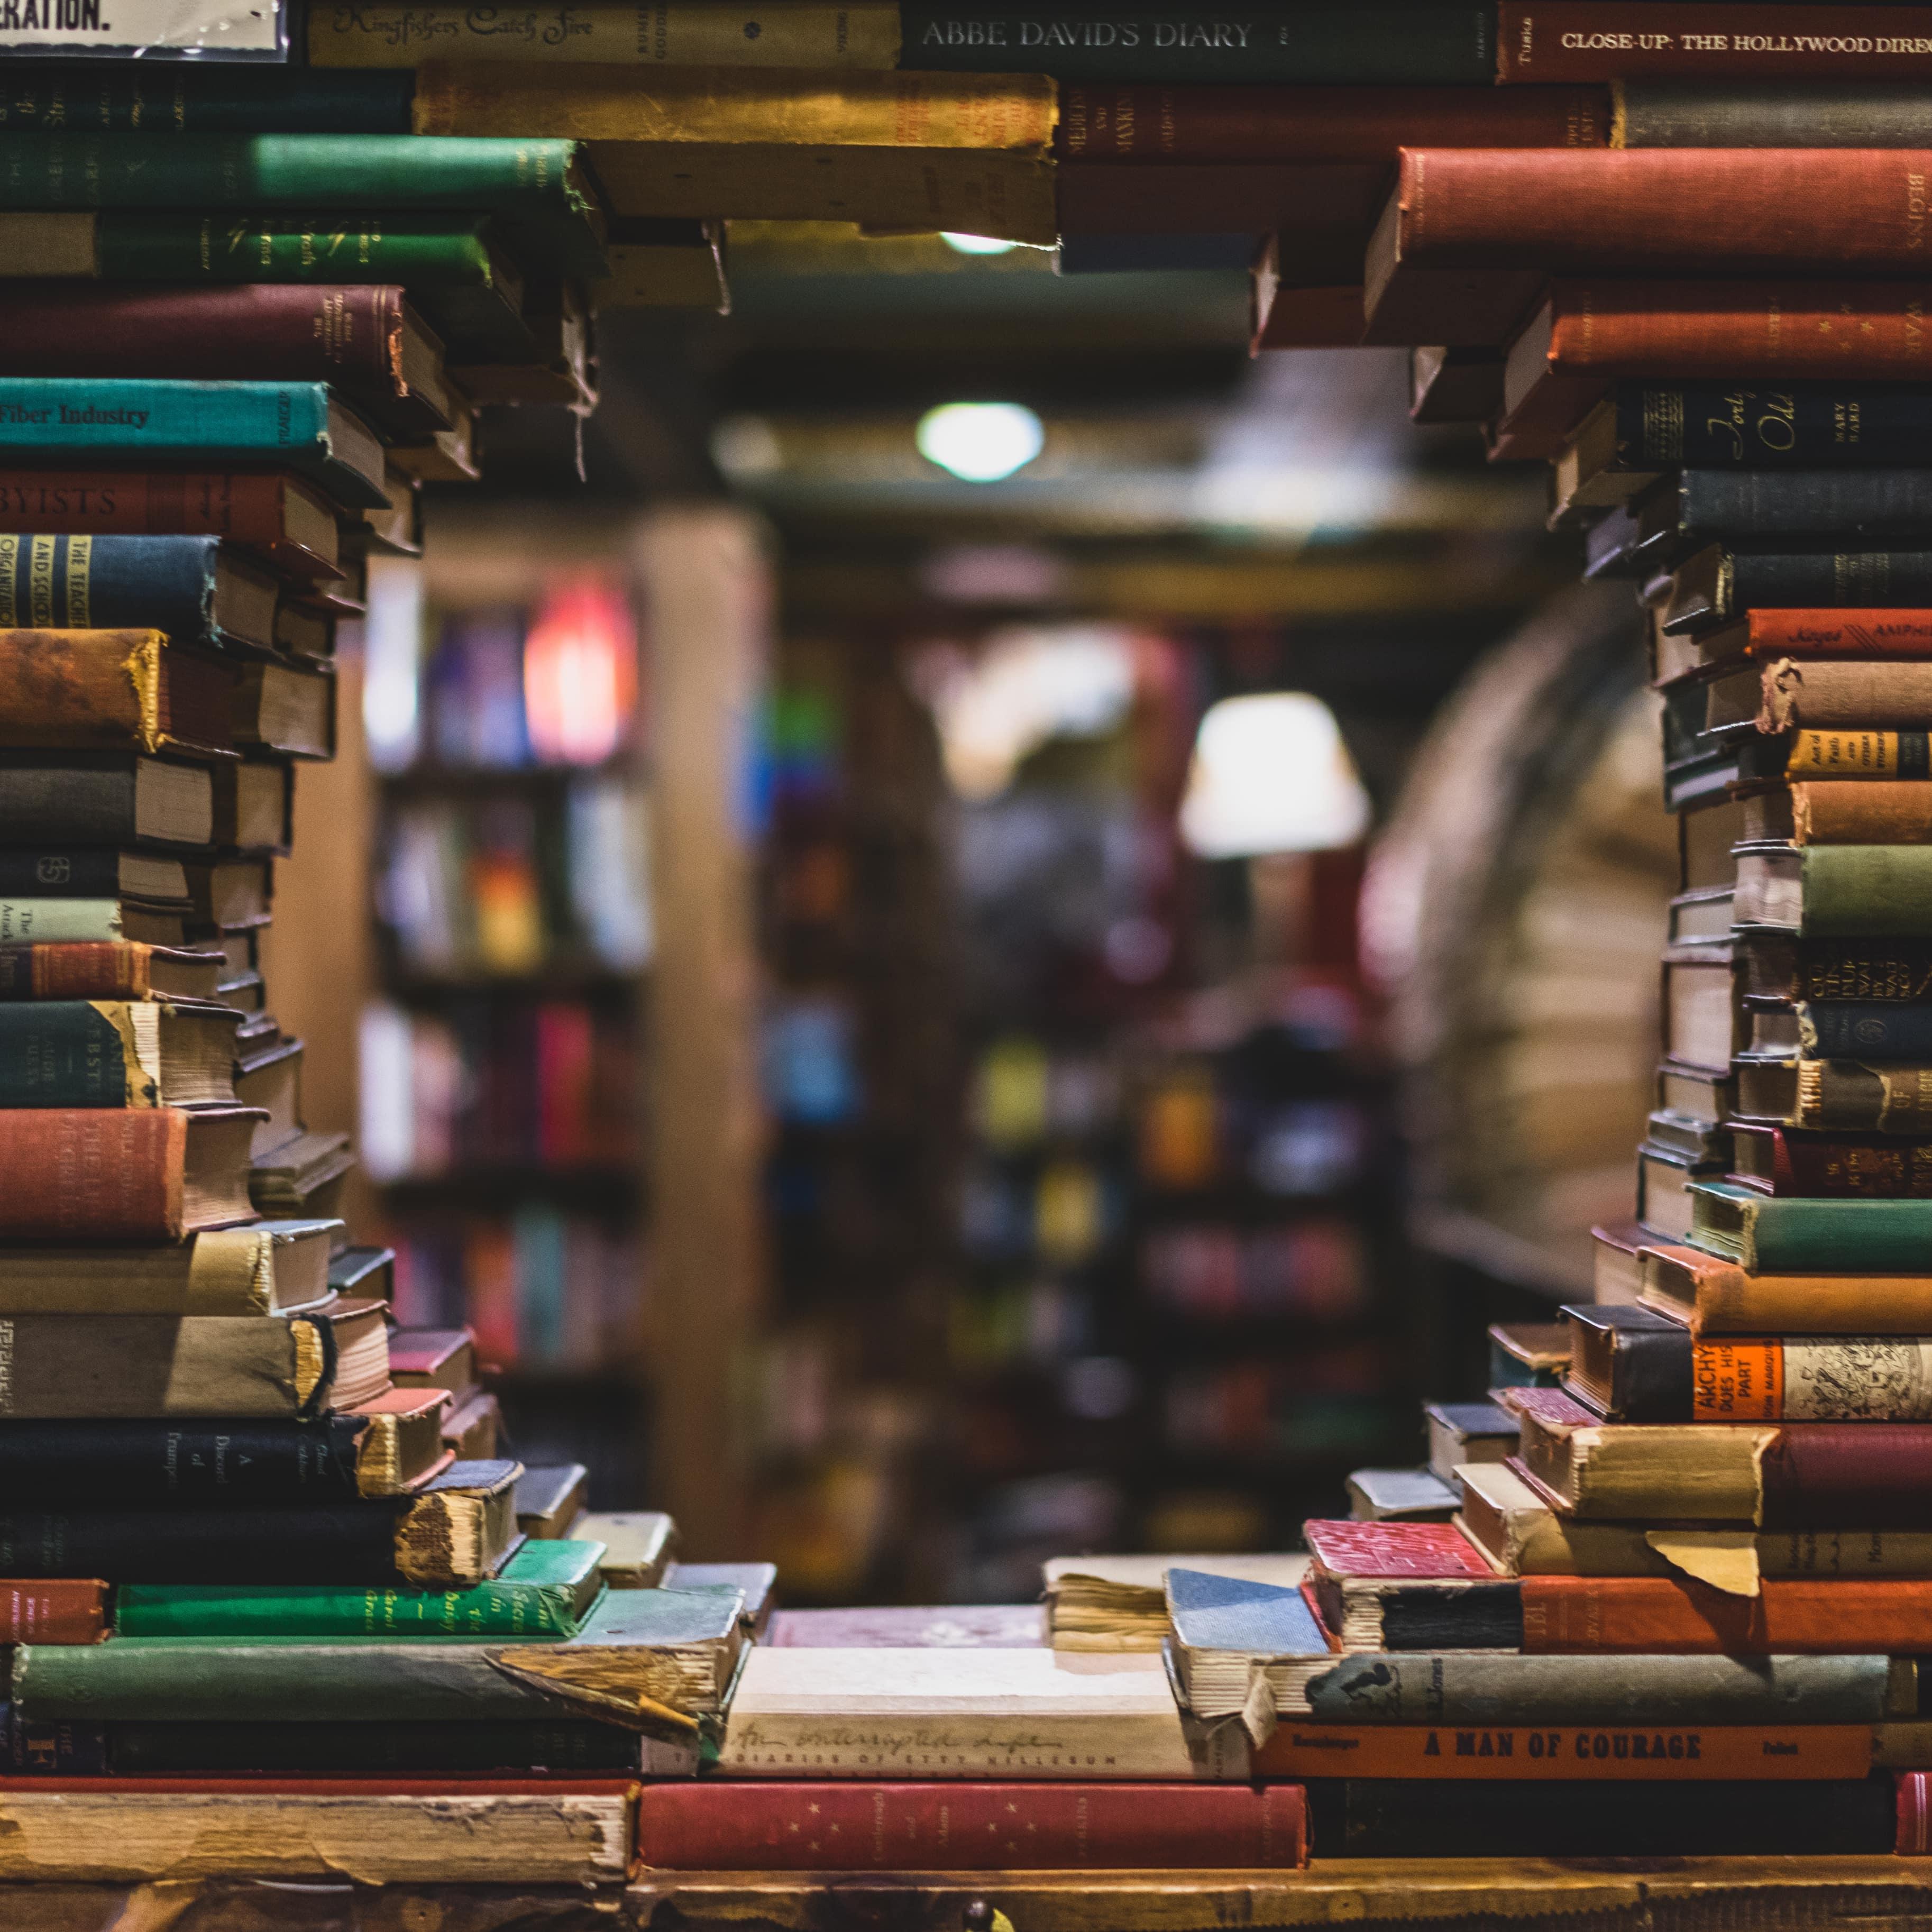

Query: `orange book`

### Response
(1709, 611, 1932, 662)
(1521, 1574, 1932, 1654)
(1252, 1721, 1872, 1780)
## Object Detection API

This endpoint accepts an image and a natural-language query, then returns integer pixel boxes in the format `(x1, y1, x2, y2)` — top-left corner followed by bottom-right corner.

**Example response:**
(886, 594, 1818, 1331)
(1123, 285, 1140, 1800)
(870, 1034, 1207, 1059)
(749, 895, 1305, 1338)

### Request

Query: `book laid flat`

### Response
(0, 1778, 636, 1884)
(515, 1462, 590, 1539)
(573, 1510, 677, 1589)
(0, 1582, 106, 1644)
(0, 751, 215, 851)
(14, 1585, 745, 1724)
(0, 286, 449, 439)
(1690, 1182, 1932, 1275)
(766, 1604, 1046, 1647)
(635, 1780, 1310, 1869)
(1345, 1468, 1460, 1521)
(0, 1106, 256, 1239)
(660, 1560, 777, 1636)
(1043, 1552, 1311, 1650)
(0, 382, 387, 512)
(0, 1217, 338, 1315)
(1255, 1723, 1874, 1781)
(0, 65, 417, 136)
(0, 630, 235, 761)
(114, 1537, 607, 1638)
(0, 1300, 389, 1420)
(0, 1404, 455, 1506)
(715, 1647, 1243, 1779)
(0, 534, 267, 655)
(1165, 1569, 1334, 1720)
(1728, 1123, 1932, 1198)
(1302, 1521, 1513, 1651)
(1515, 1574, 1932, 1654)
(0, 999, 239, 1109)
(1614, 80, 1932, 149)
(1730, 845, 1932, 938)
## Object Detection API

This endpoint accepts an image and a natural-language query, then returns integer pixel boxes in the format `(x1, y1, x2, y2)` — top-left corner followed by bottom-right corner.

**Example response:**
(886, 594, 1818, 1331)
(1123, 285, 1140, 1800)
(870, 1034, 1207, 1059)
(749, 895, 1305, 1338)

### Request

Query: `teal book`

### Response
(0, 134, 606, 280)
(0, 381, 386, 511)
(1690, 1179, 1932, 1273)
(14, 1582, 747, 1725)
(115, 1538, 609, 1639)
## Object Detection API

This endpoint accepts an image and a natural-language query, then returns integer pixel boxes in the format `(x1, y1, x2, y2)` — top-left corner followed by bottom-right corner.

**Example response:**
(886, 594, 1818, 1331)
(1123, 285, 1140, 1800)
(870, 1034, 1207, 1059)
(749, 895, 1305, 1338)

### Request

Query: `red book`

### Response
(1, 1581, 106, 1644)
(0, 284, 443, 437)
(1730, 1123, 1932, 1200)
(0, 471, 342, 580)
(1499, 1, 1932, 84)
(1303, 1519, 1495, 1578)
(1522, 1575, 1932, 1654)
(1367, 148, 1932, 347)
(766, 1604, 1046, 1646)
(1056, 83, 1608, 163)
(1900, 1773, 1932, 1853)
(1251, 276, 1368, 352)
(635, 1782, 1309, 1870)
(0, 1109, 256, 1242)
(1495, 281, 1932, 461)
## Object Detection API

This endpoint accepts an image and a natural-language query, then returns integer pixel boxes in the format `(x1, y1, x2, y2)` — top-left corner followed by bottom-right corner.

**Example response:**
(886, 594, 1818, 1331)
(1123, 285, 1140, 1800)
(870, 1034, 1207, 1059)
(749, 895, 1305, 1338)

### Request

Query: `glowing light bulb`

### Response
(941, 232, 1019, 255)
(916, 402, 1045, 483)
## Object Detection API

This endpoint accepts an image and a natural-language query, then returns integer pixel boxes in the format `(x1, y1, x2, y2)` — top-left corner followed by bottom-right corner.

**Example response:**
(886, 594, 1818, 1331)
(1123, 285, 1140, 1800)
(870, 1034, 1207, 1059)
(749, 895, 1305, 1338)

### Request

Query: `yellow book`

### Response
(312, 0, 899, 68)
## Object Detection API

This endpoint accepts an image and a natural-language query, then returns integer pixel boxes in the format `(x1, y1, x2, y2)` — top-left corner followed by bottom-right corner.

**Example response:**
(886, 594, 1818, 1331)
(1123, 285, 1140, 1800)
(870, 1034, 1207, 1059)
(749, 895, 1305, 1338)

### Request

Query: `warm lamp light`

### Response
(1179, 692, 1370, 858)
(917, 401, 1045, 483)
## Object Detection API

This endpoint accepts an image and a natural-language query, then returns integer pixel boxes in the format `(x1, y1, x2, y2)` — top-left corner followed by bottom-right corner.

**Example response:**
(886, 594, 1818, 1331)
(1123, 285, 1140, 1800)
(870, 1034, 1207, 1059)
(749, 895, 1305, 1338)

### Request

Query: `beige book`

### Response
(1044, 1552, 1311, 1652)
(0, 1219, 341, 1316)
(1508, 1396, 1775, 1523)
(576, 1508, 680, 1588)
(0, 1786, 631, 1884)
(313, 0, 899, 69)
(716, 1646, 1239, 1779)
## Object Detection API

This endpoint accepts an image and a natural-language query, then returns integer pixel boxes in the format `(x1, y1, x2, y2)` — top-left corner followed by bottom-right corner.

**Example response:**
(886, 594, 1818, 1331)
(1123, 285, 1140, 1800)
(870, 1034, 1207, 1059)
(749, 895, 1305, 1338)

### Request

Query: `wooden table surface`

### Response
(10, 1861, 1932, 1932)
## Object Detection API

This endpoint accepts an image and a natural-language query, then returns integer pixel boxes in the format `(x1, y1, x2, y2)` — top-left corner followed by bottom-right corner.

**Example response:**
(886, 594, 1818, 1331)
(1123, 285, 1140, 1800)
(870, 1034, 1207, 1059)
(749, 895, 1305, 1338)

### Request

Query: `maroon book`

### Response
(1730, 1124, 1932, 1201)
(765, 1605, 1045, 1647)
(636, 1781, 1310, 1870)
(0, 283, 444, 437)
(1762, 1428, 1932, 1531)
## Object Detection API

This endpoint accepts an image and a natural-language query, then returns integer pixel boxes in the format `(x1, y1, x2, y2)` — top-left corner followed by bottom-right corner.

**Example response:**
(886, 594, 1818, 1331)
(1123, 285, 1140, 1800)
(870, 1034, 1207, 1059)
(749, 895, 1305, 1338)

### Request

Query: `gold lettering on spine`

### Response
(0, 533, 19, 629)
(66, 533, 88, 627)
(27, 532, 55, 629)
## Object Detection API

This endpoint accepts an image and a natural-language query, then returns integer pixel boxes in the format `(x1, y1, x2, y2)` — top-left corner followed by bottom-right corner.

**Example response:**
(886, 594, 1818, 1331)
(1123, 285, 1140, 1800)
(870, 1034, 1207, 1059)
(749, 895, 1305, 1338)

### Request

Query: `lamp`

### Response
(1179, 692, 1370, 857)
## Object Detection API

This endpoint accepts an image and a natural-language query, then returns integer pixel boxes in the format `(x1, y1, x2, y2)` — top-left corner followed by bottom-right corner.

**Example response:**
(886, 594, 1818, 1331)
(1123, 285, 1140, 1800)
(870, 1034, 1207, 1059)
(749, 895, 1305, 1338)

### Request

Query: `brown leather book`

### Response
(0, 630, 235, 759)
(1250, 262, 1367, 351)
(0, 284, 449, 438)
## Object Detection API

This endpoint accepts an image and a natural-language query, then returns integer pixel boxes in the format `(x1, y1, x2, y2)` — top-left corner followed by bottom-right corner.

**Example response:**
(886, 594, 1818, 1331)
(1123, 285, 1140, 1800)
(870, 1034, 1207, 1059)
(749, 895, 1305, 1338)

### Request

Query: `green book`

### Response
(14, 1583, 746, 1724)
(0, 134, 606, 281)
(114, 1538, 609, 1640)
(1690, 1179, 1932, 1273)
(0, 380, 386, 511)
(1739, 845, 1932, 938)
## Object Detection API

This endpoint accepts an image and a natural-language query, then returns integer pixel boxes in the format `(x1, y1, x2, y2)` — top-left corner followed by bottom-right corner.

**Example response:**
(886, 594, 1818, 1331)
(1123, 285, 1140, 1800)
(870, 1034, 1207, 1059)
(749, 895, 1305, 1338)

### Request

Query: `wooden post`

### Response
(633, 506, 773, 1558)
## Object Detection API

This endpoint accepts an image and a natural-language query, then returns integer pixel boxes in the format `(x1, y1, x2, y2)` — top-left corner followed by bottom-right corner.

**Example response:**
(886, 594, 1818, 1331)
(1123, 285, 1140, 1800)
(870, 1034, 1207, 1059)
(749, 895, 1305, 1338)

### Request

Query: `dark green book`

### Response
(0, 134, 606, 281)
(104, 1717, 638, 1775)
(115, 1538, 608, 1638)
(0, 66, 414, 135)
(0, 381, 386, 511)
(0, 1000, 237, 1108)
(1690, 1179, 1932, 1274)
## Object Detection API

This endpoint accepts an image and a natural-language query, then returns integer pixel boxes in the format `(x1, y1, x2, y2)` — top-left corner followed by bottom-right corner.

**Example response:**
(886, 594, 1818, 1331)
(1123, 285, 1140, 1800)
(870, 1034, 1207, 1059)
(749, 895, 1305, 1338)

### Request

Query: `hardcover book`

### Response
(0, 1105, 256, 1239)
(1165, 1568, 1335, 1719)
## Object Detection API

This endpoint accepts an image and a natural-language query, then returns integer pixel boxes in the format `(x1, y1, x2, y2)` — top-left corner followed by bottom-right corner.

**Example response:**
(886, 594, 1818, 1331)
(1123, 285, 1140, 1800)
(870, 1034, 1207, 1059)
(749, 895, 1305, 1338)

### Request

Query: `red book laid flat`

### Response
(1499, 1, 1932, 84)
(1521, 1576, 1932, 1653)
(1, 1582, 107, 1644)
(1303, 1519, 1496, 1578)
(1494, 282, 1932, 462)
(1056, 84, 1608, 163)
(0, 471, 342, 580)
(635, 1781, 1310, 1870)
(1367, 148, 1932, 346)
(1253, 1723, 1873, 1782)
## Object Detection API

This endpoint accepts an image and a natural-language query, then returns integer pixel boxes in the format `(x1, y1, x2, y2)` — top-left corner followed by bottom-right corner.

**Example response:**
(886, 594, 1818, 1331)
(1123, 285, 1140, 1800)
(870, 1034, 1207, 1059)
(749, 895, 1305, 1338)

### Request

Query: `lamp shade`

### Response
(1179, 692, 1370, 858)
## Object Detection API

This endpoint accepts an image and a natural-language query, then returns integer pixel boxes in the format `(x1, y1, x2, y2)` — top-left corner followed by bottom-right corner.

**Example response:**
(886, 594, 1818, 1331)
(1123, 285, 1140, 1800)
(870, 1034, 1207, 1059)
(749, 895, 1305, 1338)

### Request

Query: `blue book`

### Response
(1799, 1000, 1932, 1060)
(1166, 1567, 1333, 1721)
(3, 67, 414, 136)
(0, 534, 274, 652)
(0, 381, 386, 511)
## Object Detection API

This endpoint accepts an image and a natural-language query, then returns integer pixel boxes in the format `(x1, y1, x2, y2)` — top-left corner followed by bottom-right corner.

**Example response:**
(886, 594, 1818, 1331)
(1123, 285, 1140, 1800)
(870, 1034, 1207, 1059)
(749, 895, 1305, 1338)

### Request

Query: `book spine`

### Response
(638, 1781, 1308, 1869)
(1801, 1002, 1932, 1057)
(1055, 83, 1607, 162)
(0, 67, 415, 134)
(1785, 732, 1932, 780)
(1904, 1771, 1932, 1853)
(1502, 2, 1932, 84)
(1622, 389, 1932, 471)
(0, 857, 139, 903)
(1683, 474, 1932, 541)
(0, 1002, 142, 1107)
(1696, 1339, 1932, 1422)
(2, 1706, 107, 1775)
(1764, 617, 1932, 661)
(0, 1507, 398, 1589)
(0, 535, 214, 641)
(1800, 846, 1932, 936)
(1786, 938, 1932, 1000)
(1548, 283, 1932, 381)
(103, 1717, 638, 1776)
(113, 1579, 583, 1638)
(0, 763, 141, 844)
(94, 218, 493, 288)
(0, 629, 162, 755)
(1683, 1266, 1932, 1335)
(898, 3, 1494, 84)
(1763, 658, 1932, 731)
(0, 381, 332, 459)
(1762, 1130, 1932, 1198)
(0, 1417, 363, 1505)
(0, 473, 291, 545)
(0, 287, 404, 391)
(1256, 1721, 1871, 1779)
(1524, 1575, 1932, 1654)
(1606, 1324, 1693, 1421)
(1, 1582, 107, 1644)
(0, 1107, 181, 1240)
(1762, 1423, 1932, 1528)
(1800, 1060, 1932, 1132)
(1301, 1651, 1894, 1724)
(1618, 81, 1932, 148)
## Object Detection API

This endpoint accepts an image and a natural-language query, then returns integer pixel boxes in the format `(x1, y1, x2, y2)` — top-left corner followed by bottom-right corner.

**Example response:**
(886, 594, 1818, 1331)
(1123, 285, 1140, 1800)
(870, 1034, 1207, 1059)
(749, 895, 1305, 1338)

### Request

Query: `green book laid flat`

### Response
(1734, 845, 1932, 938)
(1690, 1179, 1932, 1274)
(114, 1537, 609, 1639)
(0, 381, 386, 512)
(0, 134, 607, 281)
(14, 1584, 747, 1726)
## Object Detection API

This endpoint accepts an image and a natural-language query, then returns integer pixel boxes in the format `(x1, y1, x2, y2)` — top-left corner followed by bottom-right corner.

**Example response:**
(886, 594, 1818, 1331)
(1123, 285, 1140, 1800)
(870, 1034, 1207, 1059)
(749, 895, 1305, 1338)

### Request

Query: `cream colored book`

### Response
(313, 0, 899, 69)
(0, 1219, 342, 1316)
(575, 1509, 679, 1588)
(716, 1647, 1243, 1779)
(1044, 1553, 1311, 1652)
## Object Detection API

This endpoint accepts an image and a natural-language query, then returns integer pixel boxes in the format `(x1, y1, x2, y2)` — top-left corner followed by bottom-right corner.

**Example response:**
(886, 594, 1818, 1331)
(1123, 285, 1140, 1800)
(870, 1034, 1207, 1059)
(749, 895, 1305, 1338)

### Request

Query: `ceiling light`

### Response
(916, 402, 1045, 483)
(1179, 693, 1371, 858)
(941, 232, 1019, 255)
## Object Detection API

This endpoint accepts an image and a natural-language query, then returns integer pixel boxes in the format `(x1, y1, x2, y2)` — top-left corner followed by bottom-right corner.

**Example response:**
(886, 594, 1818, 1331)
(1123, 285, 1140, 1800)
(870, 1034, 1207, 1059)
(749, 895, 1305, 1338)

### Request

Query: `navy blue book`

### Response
(0, 534, 277, 653)
(1799, 1001, 1932, 1059)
